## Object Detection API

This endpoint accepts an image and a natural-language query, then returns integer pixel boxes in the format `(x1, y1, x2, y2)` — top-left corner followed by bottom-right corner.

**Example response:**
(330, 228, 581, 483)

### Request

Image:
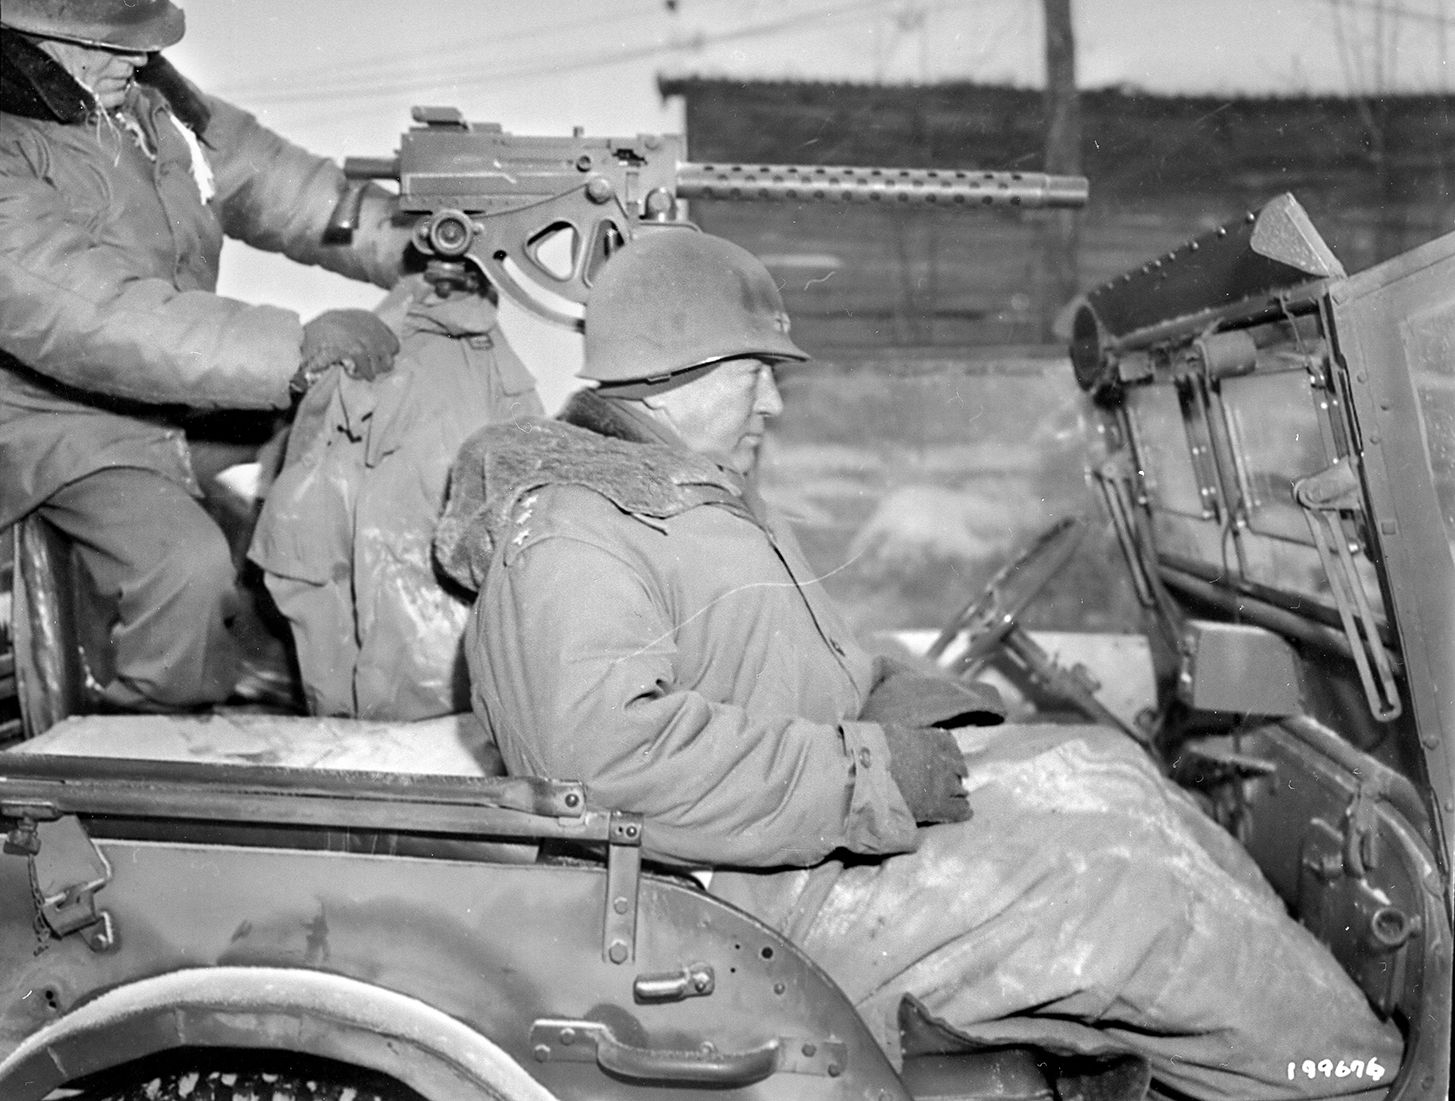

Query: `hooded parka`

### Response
(0, 35, 410, 528)
(436, 388, 1404, 1101)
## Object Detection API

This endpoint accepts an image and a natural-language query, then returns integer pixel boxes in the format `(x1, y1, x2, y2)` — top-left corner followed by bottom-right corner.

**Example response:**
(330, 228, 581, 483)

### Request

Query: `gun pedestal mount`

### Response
(335, 107, 1090, 329)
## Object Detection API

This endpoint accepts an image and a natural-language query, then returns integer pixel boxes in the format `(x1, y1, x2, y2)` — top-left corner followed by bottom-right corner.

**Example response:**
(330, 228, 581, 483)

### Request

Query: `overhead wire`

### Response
(255, 0, 928, 130)
(213, 2, 669, 103)
(218, 0, 919, 111)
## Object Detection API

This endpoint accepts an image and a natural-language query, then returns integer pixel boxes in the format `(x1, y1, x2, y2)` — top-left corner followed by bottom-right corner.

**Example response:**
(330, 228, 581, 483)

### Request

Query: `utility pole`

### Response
(1042, 0, 1081, 338)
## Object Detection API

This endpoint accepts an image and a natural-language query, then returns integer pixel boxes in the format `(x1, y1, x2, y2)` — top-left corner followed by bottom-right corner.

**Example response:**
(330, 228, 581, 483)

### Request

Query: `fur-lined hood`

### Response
(434, 389, 746, 594)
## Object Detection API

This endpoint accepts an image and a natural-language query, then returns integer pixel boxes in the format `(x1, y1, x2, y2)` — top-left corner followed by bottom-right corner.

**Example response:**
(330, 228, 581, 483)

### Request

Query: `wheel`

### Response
(75, 1055, 424, 1101)
(925, 515, 1086, 674)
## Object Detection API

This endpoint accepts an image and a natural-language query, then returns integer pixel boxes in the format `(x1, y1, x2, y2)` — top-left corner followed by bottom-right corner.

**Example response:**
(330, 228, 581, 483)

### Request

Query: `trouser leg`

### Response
(769, 724, 1403, 1101)
(41, 467, 240, 709)
(262, 571, 357, 717)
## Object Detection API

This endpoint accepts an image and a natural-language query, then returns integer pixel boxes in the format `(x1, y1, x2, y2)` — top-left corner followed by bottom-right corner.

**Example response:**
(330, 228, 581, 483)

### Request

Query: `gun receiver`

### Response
(339, 106, 1090, 329)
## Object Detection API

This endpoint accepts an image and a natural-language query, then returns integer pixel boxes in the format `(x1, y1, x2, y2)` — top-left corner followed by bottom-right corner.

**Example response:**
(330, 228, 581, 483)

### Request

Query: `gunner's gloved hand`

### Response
(294, 309, 400, 392)
(882, 723, 972, 825)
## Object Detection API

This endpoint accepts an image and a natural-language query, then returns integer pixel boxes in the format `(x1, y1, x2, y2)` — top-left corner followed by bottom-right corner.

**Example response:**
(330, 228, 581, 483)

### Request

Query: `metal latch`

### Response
(5, 814, 116, 952)
(634, 963, 714, 1003)
(1293, 462, 1401, 721)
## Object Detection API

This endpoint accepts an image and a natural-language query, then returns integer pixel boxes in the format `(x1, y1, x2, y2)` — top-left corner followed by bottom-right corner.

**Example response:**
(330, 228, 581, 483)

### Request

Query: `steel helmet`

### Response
(1, 0, 185, 51)
(581, 229, 808, 390)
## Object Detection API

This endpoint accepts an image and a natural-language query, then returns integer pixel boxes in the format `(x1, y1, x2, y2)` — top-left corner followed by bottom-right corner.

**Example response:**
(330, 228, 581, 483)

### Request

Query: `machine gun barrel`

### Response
(336, 110, 1090, 329)
(675, 161, 1088, 209)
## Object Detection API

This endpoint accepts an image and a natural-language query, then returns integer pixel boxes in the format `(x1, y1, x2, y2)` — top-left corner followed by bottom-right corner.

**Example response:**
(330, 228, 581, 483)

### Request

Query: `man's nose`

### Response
(755, 368, 783, 417)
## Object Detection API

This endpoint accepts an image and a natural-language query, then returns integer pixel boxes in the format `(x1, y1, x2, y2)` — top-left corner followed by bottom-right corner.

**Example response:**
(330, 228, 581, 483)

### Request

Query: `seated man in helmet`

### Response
(0, 0, 410, 710)
(433, 230, 1403, 1101)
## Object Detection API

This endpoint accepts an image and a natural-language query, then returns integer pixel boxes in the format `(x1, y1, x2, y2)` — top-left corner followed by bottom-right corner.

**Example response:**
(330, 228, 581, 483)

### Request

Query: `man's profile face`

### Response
(645, 357, 784, 475)
(37, 39, 150, 111)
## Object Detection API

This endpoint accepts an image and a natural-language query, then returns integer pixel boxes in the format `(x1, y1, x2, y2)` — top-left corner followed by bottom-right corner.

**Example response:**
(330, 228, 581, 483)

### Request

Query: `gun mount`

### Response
(336, 106, 1090, 328)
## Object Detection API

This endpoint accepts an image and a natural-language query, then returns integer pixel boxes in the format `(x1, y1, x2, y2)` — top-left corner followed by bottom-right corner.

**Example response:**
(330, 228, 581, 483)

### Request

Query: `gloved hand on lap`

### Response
(881, 723, 972, 824)
(294, 308, 400, 392)
(860, 661, 1005, 729)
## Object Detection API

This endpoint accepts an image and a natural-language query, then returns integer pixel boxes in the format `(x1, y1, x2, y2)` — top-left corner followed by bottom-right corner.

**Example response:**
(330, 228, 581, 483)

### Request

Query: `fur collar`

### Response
(0, 29, 209, 132)
(0, 29, 90, 122)
(434, 389, 742, 593)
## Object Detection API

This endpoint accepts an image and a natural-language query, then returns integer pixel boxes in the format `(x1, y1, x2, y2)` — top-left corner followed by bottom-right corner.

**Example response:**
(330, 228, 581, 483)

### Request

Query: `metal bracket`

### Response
(1294, 462, 1401, 721)
(14, 815, 117, 952)
(1342, 776, 1389, 879)
(529, 1018, 847, 1083)
(1093, 456, 1157, 608)
(603, 812, 643, 965)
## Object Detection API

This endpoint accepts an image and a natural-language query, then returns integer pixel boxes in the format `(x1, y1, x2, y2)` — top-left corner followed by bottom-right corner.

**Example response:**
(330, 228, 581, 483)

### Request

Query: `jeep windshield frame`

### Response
(1072, 197, 1454, 897)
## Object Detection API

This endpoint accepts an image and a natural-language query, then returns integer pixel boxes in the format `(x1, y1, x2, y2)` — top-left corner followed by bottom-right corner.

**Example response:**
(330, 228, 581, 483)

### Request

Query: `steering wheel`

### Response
(925, 515, 1087, 675)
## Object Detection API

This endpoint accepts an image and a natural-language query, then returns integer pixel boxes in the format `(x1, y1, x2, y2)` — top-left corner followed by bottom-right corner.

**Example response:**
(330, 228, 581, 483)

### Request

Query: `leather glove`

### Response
(882, 723, 972, 824)
(294, 309, 400, 391)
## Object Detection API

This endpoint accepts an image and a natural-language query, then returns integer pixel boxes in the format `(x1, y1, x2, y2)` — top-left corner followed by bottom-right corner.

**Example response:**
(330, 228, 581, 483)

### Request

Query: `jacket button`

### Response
(858, 748, 873, 769)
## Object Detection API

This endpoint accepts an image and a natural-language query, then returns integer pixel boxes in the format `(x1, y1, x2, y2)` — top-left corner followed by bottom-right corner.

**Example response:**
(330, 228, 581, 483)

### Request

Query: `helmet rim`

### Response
(2, 0, 185, 52)
(580, 230, 809, 387)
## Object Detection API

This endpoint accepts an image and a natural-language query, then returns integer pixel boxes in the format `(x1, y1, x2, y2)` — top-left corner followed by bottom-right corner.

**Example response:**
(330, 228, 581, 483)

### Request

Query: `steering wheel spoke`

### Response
(927, 515, 1086, 670)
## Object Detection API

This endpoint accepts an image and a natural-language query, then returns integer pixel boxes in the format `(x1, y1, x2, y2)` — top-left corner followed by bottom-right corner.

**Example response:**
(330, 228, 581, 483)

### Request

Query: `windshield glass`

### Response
(1408, 309, 1455, 568)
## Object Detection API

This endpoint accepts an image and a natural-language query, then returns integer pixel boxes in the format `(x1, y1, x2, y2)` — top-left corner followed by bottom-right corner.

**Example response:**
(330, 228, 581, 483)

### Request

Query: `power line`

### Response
(1308, 0, 1455, 27)
(212, 2, 667, 103)
(218, 0, 911, 109)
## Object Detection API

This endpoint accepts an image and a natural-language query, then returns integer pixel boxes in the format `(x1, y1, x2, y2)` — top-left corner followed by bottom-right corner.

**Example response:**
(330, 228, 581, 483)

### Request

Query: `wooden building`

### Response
(644, 79, 1453, 641)
(658, 77, 1455, 352)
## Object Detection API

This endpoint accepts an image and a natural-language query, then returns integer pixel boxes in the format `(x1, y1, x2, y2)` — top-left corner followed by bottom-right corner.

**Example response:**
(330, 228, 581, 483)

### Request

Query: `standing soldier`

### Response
(0, 0, 410, 710)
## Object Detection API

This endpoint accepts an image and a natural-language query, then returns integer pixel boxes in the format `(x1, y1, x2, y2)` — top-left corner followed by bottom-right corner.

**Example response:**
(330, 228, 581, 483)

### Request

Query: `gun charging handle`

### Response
(325, 156, 402, 241)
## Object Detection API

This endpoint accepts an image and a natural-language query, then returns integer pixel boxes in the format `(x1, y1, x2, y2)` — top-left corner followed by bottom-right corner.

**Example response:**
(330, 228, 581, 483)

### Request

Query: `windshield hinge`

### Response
(5, 815, 117, 952)
(1293, 462, 1401, 721)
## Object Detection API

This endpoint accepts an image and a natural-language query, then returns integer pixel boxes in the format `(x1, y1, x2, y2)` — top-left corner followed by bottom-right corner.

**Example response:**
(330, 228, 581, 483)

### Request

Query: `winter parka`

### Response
(435, 389, 923, 868)
(0, 33, 411, 527)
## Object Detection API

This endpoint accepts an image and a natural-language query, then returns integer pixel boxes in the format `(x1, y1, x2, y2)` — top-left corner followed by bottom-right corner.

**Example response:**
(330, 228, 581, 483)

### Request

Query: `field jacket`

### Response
(0, 33, 410, 526)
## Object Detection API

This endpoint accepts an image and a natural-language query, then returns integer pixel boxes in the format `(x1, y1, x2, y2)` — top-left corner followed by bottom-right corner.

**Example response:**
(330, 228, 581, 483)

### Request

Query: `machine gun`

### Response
(334, 106, 1090, 329)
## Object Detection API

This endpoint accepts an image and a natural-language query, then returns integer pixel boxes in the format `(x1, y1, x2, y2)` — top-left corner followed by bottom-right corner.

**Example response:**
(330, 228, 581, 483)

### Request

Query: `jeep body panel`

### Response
(0, 744, 909, 1100)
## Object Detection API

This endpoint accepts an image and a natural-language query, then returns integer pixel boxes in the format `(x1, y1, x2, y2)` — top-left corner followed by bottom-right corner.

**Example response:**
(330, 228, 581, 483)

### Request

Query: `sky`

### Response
(167, 0, 1455, 407)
